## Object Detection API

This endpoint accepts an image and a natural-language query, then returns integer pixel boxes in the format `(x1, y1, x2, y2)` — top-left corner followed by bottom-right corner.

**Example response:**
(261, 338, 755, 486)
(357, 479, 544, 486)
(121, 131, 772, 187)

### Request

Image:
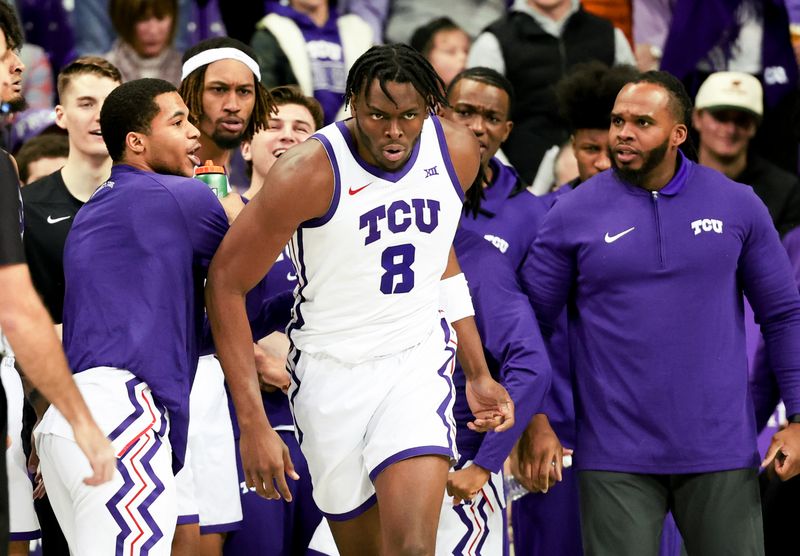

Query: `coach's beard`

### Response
(610, 139, 669, 188)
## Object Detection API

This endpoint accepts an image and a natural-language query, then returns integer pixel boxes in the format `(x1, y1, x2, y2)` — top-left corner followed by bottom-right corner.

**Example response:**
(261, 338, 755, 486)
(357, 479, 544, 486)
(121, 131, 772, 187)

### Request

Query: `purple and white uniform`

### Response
(286, 115, 463, 519)
(436, 228, 551, 556)
(34, 165, 286, 555)
(527, 153, 800, 474)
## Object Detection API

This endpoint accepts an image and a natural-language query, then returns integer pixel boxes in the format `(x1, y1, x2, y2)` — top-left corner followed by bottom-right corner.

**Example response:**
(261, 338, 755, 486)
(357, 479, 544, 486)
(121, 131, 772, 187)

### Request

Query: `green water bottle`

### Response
(194, 159, 230, 198)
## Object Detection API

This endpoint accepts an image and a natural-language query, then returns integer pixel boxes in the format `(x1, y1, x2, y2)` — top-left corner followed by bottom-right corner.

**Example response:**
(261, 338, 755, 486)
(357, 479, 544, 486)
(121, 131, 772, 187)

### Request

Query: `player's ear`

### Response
(241, 140, 252, 162)
(126, 131, 146, 155)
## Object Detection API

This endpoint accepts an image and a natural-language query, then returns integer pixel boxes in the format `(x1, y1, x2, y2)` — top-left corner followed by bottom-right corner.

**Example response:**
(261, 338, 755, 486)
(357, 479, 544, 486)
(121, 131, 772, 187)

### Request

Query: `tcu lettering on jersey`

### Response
(691, 218, 723, 235)
(359, 199, 440, 246)
(287, 116, 464, 362)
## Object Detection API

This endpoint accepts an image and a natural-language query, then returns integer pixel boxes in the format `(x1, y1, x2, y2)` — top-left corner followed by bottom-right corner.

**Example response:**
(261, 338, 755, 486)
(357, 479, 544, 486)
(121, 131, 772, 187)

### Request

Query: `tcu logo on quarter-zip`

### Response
(691, 218, 723, 235)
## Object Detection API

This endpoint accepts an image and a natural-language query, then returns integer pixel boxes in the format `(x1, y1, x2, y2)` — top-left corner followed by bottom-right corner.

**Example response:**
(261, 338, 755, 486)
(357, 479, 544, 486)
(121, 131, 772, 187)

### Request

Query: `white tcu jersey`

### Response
(287, 115, 464, 363)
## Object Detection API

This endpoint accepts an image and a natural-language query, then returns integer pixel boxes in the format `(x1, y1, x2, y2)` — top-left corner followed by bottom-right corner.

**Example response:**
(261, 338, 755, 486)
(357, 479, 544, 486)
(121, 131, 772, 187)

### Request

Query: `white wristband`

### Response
(440, 273, 475, 323)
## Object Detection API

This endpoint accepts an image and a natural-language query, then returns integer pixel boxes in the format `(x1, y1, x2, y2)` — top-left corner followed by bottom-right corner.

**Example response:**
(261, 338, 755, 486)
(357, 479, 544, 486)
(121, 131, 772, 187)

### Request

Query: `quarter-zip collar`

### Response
(613, 150, 693, 197)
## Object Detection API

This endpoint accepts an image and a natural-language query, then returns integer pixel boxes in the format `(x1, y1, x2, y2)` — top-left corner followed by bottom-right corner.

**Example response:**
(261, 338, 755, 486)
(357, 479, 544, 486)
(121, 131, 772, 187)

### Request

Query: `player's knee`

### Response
(384, 536, 433, 556)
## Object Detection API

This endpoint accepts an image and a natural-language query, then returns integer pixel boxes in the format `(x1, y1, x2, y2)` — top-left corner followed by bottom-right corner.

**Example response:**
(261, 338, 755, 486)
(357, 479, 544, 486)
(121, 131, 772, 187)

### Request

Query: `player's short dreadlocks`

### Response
(178, 37, 274, 142)
(344, 44, 449, 113)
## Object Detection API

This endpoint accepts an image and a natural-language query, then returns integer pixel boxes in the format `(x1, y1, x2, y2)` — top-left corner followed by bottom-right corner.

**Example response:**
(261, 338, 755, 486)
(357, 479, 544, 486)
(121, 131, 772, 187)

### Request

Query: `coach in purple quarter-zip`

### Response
(528, 70, 800, 556)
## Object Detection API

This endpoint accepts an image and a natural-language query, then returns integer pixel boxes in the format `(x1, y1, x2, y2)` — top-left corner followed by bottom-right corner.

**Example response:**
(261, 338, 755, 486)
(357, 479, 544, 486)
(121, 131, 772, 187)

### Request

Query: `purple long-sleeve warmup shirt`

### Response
(63, 165, 286, 470)
(528, 154, 800, 473)
(459, 157, 548, 272)
(452, 228, 551, 473)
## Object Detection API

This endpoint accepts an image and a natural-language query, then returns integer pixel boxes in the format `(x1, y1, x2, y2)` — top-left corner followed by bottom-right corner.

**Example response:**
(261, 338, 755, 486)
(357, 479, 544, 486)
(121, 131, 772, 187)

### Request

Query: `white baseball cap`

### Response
(695, 71, 763, 118)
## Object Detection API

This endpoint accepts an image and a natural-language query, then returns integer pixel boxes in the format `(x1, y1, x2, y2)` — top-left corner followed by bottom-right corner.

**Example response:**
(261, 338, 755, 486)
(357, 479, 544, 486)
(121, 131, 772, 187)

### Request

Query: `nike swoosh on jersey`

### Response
(348, 182, 373, 195)
(47, 215, 72, 224)
(604, 226, 635, 243)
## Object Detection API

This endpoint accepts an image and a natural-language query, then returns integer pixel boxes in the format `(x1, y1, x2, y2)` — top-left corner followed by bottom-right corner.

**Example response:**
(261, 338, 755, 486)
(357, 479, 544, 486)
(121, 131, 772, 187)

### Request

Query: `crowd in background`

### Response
(5, 1, 800, 556)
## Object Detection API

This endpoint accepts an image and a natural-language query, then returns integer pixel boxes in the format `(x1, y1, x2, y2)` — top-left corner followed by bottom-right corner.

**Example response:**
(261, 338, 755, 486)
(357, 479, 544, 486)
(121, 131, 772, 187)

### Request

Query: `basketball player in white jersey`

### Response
(206, 44, 514, 556)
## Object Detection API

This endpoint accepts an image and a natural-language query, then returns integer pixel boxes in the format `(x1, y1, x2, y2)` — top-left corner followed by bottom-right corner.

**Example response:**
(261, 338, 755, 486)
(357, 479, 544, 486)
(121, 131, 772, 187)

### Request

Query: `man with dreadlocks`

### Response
(174, 37, 277, 556)
(206, 44, 514, 555)
(179, 37, 274, 173)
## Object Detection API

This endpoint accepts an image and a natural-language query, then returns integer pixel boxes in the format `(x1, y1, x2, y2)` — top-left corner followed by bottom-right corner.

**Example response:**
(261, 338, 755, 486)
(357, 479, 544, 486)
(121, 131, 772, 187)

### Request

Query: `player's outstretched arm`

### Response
(0, 264, 115, 486)
(206, 139, 333, 500)
(439, 116, 514, 433)
(443, 248, 515, 433)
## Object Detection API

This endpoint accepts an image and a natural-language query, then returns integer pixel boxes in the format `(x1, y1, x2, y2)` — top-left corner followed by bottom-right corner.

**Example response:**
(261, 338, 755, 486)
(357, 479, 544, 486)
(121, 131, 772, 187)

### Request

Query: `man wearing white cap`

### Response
(694, 71, 800, 236)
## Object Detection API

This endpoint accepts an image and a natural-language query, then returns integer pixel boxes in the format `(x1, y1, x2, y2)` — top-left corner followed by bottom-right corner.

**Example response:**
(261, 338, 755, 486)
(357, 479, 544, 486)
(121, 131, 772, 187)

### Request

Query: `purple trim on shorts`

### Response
(286, 344, 304, 445)
(106, 433, 166, 555)
(138, 435, 166, 554)
(453, 503, 473, 555)
(322, 493, 377, 522)
(286, 228, 308, 340)
(199, 520, 243, 534)
(108, 377, 143, 442)
(108, 455, 135, 554)
(176, 514, 199, 525)
(334, 120, 421, 183)
(304, 134, 341, 228)
(307, 550, 328, 556)
(430, 115, 465, 202)
(474, 495, 490, 555)
(435, 346, 457, 455)
(9, 530, 41, 541)
(368, 446, 453, 482)
(440, 317, 451, 343)
(486, 474, 503, 511)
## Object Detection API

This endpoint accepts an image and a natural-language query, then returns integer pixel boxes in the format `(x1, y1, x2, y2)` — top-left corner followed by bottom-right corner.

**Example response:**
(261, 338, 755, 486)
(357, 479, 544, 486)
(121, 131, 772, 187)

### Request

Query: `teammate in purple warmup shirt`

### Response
(445, 67, 548, 272)
(528, 71, 800, 555)
(34, 78, 286, 556)
(206, 45, 513, 556)
(175, 38, 278, 556)
(434, 227, 551, 556)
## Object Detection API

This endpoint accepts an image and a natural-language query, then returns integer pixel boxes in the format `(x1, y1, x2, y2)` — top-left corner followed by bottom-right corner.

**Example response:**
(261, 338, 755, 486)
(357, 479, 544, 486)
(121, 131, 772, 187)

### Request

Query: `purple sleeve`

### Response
(459, 240, 552, 473)
(522, 201, 576, 332)
(750, 226, 800, 428)
(199, 289, 294, 355)
(740, 197, 800, 418)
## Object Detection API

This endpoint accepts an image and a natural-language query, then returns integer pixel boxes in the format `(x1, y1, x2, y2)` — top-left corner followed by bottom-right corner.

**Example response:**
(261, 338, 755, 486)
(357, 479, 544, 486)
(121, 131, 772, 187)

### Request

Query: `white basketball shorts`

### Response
(436, 461, 506, 556)
(34, 367, 176, 555)
(175, 355, 242, 533)
(288, 317, 459, 519)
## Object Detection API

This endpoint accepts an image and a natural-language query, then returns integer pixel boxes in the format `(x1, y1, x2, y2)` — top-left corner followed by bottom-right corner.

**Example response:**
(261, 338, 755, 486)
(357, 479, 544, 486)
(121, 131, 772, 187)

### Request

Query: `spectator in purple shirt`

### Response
(250, 0, 373, 125)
